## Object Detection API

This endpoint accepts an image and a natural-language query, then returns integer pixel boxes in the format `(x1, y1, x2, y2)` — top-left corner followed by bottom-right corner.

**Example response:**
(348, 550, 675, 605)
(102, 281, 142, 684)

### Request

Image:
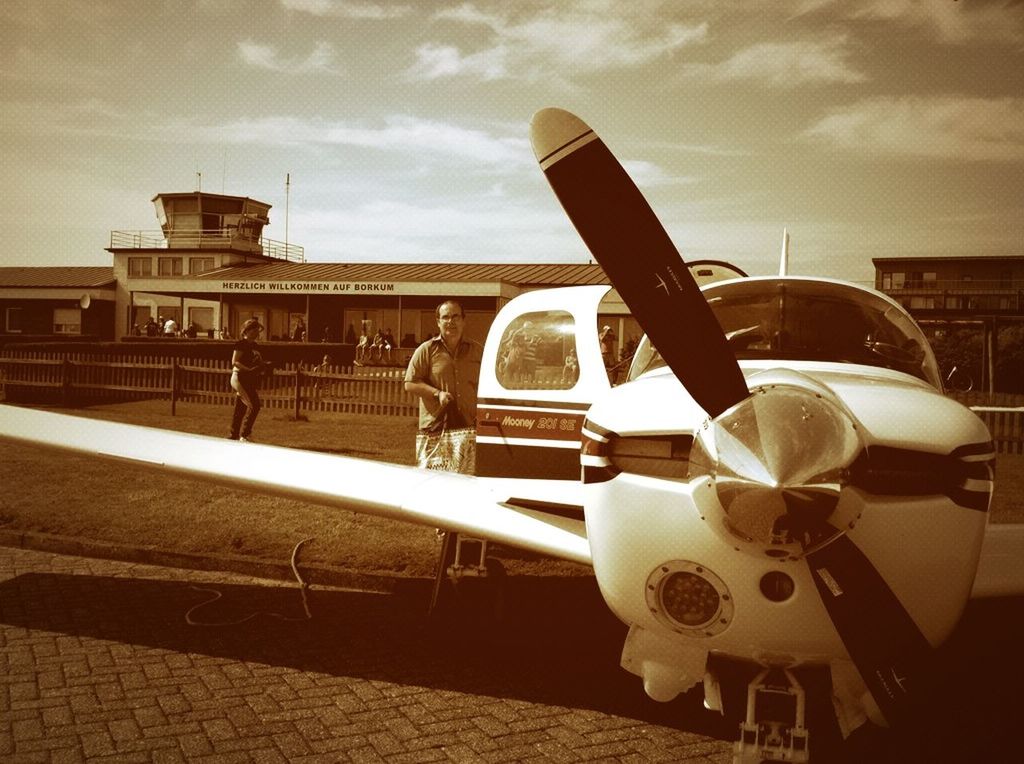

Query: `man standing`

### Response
(404, 299, 482, 472)
(404, 300, 485, 615)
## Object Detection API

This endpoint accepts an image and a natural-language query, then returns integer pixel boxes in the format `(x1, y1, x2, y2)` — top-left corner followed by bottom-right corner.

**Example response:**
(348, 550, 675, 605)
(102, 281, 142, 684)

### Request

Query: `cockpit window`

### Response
(497, 310, 579, 390)
(628, 279, 941, 387)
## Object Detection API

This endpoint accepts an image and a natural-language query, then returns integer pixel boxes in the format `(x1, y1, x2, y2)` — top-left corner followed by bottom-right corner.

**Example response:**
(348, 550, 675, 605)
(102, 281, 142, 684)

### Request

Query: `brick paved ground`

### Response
(2, 545, 1022, 763)
(0, 546, 737, 763)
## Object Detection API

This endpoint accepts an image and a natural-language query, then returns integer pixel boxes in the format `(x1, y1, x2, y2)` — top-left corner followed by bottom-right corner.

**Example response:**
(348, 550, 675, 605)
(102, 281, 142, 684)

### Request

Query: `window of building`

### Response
(882, 272, 906, 290)
(188, 307, 214, 333)
(158, 307, 182, 325)
(905, 272, 937, 289)
(53, 308, 81, 335)
(945, 296, 962, 309)
(131, 306, 152, 330)
(909, 296, 935, 310)
(5, 307, 22, 333)
(189, 257, 215, 275)
(128, 257, 152, 277)
(158, 257, 183, 276)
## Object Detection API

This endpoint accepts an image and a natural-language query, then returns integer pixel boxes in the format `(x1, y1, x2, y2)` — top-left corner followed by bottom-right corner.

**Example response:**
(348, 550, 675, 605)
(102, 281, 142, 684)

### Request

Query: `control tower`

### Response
(153, 192, 271, 256)
(107, 191, 304, 337)
(109, 192, 302, 263)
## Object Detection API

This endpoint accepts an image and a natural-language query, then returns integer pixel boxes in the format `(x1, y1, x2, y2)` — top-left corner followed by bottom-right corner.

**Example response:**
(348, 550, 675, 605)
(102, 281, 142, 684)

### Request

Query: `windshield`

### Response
(628, 278, 941, 388)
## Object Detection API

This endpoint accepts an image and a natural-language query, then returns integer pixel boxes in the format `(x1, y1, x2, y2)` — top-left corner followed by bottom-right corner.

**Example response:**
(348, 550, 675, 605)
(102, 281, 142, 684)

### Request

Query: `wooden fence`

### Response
(969, 407, 1024, 455)
(0, 350, 417, 417)
(3, 350, 1023, 451)
(948, 391, 1024, 454)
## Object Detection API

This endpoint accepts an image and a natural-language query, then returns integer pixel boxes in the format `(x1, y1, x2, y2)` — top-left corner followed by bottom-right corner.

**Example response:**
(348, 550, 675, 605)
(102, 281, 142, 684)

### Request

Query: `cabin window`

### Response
(496, 310, 578, 390)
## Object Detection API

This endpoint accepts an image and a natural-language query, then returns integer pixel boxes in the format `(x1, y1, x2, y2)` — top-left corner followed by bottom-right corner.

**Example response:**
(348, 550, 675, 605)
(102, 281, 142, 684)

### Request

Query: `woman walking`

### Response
(228, 318, 268, 442)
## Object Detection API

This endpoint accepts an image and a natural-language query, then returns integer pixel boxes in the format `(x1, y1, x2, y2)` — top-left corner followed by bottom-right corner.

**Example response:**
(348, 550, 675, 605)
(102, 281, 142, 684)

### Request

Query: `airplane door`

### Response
(476, 285, 613, 482)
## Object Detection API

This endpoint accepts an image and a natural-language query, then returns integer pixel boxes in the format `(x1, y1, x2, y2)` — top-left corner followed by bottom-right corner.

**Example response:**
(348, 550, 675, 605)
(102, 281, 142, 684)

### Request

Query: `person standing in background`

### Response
(228, 318, 268, 442)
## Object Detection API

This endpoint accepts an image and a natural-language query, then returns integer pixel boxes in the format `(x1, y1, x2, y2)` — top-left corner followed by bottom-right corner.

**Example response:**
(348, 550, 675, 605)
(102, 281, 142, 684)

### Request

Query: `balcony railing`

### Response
(109, 229, 304, 263)
(878, 278, 1024, 314)
(880, 278, 1024, 294)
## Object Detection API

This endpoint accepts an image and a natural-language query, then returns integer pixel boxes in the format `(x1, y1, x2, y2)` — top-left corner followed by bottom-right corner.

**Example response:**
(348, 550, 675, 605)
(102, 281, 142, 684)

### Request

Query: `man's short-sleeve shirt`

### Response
(405, 336, 483, 432)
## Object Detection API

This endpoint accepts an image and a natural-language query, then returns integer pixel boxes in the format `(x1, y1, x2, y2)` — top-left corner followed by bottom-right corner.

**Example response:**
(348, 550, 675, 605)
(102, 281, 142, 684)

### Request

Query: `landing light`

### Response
(663, 572, 720, 626)
(646, 561, 733, 637)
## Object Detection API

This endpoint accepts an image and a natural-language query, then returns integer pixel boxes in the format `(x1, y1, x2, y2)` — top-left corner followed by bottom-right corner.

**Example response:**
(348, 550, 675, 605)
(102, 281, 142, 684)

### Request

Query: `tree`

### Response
(927, 326, 982, 391)
(996, 324, 1024, 394)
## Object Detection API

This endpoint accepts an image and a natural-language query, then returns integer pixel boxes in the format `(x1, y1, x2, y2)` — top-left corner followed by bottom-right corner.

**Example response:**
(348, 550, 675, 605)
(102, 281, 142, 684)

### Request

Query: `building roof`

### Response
(0, 267, 116, 288)
(192, 260, 609, 287)
(873, 255, 1024, 266)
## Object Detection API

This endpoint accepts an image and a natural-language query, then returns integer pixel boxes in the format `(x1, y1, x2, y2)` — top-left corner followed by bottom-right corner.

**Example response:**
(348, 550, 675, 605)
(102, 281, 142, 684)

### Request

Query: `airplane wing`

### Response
(0, 404, 591, 566)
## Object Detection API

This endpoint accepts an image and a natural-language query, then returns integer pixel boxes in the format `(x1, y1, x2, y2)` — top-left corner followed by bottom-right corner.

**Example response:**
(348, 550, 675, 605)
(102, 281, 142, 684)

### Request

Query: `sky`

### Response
(2, 0, 1023, 283)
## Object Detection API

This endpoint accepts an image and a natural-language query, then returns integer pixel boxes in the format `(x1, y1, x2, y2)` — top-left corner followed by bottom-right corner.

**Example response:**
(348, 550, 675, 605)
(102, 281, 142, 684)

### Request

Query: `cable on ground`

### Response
(185, 537, 314, 626)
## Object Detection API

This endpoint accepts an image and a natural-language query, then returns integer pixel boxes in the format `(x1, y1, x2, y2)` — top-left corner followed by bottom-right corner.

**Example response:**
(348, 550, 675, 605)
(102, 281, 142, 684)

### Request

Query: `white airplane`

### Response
(1, 108, 1023, 762)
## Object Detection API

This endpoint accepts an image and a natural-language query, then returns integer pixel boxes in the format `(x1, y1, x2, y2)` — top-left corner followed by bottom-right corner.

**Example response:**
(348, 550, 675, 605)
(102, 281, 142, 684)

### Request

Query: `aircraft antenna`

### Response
(779, 228, 790, 276)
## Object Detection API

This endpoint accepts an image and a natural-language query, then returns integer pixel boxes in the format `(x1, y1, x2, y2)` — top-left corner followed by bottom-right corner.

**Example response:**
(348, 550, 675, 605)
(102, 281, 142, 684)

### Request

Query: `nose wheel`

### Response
(732, 667, 810, 763)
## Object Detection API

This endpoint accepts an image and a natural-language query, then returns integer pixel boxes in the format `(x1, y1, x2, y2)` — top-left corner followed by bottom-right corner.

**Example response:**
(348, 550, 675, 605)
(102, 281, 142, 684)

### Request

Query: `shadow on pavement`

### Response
(1, 570, 1021, 762)
(0, 572, 732, 742)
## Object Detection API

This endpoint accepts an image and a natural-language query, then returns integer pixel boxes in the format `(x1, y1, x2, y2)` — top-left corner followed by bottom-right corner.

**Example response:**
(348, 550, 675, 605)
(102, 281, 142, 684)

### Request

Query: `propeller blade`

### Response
(529, 108, 748, 418)
(806, 531, 934, 727)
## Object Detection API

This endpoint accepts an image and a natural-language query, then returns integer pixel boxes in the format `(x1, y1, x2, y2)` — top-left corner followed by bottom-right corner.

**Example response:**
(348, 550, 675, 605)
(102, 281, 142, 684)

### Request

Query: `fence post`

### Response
(294, 366, 302, 420)
(170, 358, 178, 416)
(61, 356, 71, 407)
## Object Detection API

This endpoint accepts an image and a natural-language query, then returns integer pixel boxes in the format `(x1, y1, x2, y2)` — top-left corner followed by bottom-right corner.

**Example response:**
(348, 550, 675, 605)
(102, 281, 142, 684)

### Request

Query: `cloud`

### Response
(279, 0, 412, 19)
(791, 0, 1024, 45)
(405, 43, 508, 81)
(237, 40, 342, 75)
(170, 114, 531, 166)
(291, 197, 585, 262)
(684, 38, 866, 87)
(622, 160, 698, 187)
(803, 96, 1024, 161)
(0, 100, 534, 170)
(406, 3, 708, 81)
(0, 45, 108, 87)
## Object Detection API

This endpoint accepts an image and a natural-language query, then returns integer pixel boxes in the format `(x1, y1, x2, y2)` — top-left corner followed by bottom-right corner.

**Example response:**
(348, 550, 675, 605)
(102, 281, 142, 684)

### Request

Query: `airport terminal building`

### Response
(2, 191, 636, 357)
